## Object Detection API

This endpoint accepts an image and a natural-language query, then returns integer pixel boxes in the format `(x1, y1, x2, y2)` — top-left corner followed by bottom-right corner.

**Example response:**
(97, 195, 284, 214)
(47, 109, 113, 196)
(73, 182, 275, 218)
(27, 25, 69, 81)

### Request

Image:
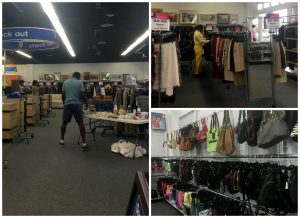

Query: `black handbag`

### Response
(236, 110, 247, 144)
(245, 112, 257, 146)
(258, 111, 289, 149)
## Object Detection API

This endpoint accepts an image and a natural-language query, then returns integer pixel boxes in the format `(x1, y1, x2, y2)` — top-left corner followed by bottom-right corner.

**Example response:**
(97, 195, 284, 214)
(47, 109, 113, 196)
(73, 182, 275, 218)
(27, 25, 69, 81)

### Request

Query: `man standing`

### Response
(59, 72, 89, 151)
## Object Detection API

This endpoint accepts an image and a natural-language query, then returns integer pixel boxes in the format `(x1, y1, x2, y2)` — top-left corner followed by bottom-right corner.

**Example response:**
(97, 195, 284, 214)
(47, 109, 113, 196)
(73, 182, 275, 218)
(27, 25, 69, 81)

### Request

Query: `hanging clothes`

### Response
(233, 42, 246, 86)
(273, 39, 287, 84)
(160, 42, 180, 96)
(224, 39, 234, 81)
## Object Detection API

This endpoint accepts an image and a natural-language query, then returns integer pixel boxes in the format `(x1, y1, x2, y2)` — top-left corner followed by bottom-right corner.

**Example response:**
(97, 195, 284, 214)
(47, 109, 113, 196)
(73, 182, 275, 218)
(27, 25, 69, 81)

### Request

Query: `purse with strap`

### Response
(245, 111, 258, 146)
(216, 110, 236, 156)
(236, 110, 247, 144)
(197, 117, 208, 142)
(258, 111, 289, 149)
(178, 125, 194, 151)
(207, 113, 220, 152)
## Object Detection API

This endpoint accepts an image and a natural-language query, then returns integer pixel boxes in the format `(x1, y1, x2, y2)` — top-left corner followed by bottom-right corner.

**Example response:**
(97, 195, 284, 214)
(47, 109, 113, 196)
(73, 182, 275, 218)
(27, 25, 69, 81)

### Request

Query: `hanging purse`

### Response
(216, 110, 236, 156)
(245, 111, 258, 146)
(207, 113, 220, 152)
(257, 111, 289, 149)
(290, 123, 298, 142)
(197, 117, 208, 142)
(163, 132, 177, 149)
(178, 125, 194, 151)
(236, 110, 247, 144)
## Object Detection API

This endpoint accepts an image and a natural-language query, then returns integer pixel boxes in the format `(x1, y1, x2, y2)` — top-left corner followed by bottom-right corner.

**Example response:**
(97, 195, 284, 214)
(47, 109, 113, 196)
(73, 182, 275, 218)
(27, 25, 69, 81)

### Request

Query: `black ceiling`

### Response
(2, 2, 149, 64)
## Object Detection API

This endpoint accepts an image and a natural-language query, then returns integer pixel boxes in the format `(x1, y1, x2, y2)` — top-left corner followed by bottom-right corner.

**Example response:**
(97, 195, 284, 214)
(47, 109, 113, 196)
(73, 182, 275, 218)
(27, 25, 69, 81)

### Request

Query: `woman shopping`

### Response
(193, 25, 210, 76)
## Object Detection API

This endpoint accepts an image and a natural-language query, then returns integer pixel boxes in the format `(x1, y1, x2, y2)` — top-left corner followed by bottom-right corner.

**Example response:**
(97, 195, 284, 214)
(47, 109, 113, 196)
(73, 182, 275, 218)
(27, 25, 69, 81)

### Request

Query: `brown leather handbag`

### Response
(216, 110, 236, 156)
(178, 125, 194, 151)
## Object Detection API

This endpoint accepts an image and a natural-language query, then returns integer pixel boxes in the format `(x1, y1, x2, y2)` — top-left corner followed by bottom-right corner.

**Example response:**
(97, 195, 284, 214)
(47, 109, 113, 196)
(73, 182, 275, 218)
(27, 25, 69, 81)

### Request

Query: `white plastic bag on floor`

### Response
(111, 140, 147, 158)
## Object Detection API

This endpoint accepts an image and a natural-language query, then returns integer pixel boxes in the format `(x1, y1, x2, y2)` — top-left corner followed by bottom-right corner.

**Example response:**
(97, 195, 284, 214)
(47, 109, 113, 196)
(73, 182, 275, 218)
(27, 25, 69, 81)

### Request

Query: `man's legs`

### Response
(74, 104, 88, 151)
(79, 122, 86, 144)
(60, 104, 72, 146)
(61, 122, 67, 141)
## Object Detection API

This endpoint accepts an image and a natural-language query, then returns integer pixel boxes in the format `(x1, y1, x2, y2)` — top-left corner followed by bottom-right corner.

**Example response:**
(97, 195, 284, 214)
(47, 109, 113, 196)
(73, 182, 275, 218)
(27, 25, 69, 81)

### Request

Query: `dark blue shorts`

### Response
(63, 104, 83, 124)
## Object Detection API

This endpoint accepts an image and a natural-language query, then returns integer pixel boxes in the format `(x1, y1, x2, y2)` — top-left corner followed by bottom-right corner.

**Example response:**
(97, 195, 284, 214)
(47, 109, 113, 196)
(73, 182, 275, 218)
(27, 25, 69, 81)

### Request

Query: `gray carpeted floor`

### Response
(152, 200, 183, 216)
(158, 63, 297, 108)
(3, 110, 148, 215)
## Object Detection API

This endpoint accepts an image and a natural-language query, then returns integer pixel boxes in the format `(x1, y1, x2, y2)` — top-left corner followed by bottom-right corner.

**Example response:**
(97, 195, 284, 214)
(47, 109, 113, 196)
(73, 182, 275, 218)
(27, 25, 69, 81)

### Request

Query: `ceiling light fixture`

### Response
(97, 41, 107, 45)
(16, 50, 32, 59)
(40, 2, 76, 57)
(121, 30, 149, 56)
(106, 14, 115, 18)
(100, 23, 113, 28)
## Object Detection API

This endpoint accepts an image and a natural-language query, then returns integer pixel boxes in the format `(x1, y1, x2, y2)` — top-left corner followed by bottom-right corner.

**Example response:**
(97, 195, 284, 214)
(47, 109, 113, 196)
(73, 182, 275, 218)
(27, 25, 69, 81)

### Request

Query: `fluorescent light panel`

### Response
(121, 30, 149, 56)
(16, 50, 32, 58)
(40, 2, 75, 57)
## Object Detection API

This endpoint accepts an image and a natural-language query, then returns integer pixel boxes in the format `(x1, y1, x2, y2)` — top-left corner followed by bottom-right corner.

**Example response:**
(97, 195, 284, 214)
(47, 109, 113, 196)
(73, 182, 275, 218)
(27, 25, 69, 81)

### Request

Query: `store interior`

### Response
(151, 2, 298, 108)
(151, 110, 298, 216)
(2, 2, 149, 215)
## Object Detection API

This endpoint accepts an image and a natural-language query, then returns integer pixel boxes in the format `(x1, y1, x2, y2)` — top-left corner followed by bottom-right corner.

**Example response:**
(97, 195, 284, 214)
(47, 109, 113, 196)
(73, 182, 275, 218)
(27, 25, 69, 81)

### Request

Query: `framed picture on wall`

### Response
(200, 14, 216, 22)
(217, 13, 230, 24)
(230, 14, 239, 24)
(151, 8, 162, 17)
(165, 12, 178, 23)
(90, 73, 99, 80)
(151, 112, 166, 131)
(180, 10, 198, 24)
(111, 74, 123, 81)
(100, 72, 111, 80)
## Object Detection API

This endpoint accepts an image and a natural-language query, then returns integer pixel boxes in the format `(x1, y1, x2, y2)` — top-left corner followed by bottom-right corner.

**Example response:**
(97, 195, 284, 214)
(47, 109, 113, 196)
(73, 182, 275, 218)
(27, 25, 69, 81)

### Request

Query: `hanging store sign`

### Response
(2, 27, 59, 51)
(151, 18, 170, 31)
(266, 19, 279, 29)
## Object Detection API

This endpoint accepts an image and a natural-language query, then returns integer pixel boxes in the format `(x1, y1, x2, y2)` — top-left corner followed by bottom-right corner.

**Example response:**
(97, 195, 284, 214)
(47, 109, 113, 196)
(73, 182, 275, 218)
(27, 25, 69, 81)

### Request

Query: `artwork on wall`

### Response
(61, 74, 70, 81)
(90, 73, 99, 80)
(111, 74, 123, 81)
(230, 14, 239, 24)
(180, 10, 198, 24)
(100, 72, 111, 80)
(200, 14, 216, 22)
(151, 112, 166, 131)
(165, 12, 178, 23)
(217, 13, 230, 24)
(53, 72, 61, 81)
(151, 8, 162, 16)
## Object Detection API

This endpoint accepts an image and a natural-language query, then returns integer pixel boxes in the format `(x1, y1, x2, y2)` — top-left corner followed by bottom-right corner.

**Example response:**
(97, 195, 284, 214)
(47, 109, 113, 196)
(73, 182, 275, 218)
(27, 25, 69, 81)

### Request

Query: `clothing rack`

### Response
(152, 31, 177, 107)
(197, 186, 277, 216)
(153, 154, 298, 159)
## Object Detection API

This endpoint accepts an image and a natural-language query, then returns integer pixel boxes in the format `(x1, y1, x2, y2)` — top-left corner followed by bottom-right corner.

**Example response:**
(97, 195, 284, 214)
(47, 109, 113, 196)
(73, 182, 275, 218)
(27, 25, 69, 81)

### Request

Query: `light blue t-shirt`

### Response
(62, 78, 85, 105)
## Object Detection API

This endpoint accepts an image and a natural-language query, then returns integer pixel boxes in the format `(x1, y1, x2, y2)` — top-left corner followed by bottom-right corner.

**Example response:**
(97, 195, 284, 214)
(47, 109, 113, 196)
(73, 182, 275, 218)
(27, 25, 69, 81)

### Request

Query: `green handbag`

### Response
(207, 112, 220, 152)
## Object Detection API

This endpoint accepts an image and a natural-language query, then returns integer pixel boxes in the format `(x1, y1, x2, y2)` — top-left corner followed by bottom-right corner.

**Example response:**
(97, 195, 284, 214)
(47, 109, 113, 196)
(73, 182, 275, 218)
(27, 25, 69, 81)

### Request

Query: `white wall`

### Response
(152, 2, 248, 24)
(15, 62, 149, 83)
(246, 2, 298, 16)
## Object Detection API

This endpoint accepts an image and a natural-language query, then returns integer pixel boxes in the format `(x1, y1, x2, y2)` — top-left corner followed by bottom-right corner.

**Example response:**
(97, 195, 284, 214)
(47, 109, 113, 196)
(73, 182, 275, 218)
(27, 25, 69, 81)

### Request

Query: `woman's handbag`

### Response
(207, 113, 220, 152)
(197, 117, 208, 142)
(163, 131, 178, 149)
(236, 110, 247, 144)
(216, 110, 236, 156)
(178, 125, 195, 151)
(258, 111, 289, 149)
(245, 111, 258, 146)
